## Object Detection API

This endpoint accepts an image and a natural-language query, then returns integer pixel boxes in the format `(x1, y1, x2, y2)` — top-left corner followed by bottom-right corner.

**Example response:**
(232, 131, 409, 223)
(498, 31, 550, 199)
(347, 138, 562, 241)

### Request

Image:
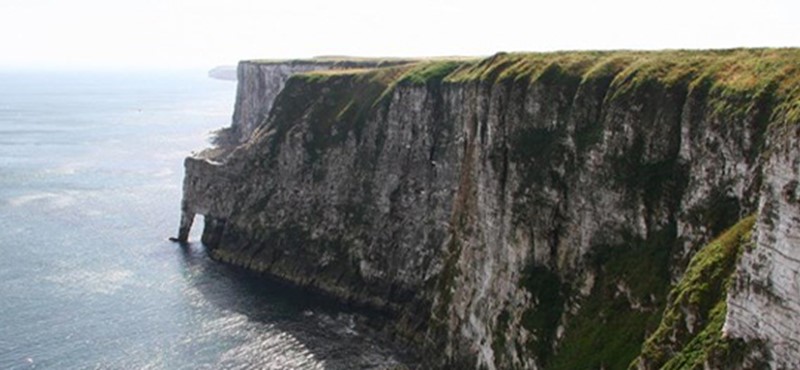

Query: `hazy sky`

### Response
(1, 0, 798, 69)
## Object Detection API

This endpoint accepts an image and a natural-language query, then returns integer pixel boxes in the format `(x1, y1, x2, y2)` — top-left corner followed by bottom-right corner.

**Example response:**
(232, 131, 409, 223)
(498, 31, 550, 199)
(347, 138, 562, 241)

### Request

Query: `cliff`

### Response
(212, 58, 416, 145)
(176, 50, 800, 369)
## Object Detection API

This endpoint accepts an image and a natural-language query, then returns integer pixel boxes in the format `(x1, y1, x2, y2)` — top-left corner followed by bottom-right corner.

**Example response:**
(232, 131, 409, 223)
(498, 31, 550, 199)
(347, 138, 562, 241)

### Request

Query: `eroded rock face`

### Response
(178, 51, 800, 369)
(231, 62, 331, 141)
(726, 123, 800, 369)
(228, 59, 416, 142)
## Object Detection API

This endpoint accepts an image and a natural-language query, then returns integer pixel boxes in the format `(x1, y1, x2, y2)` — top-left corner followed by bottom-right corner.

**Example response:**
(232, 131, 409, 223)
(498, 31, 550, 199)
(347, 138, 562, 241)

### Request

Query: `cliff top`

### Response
(285, 48, 800, 127)
(241, 57, 420, 69)
(244, 55, 476, 65)
(456, 48, 800, 125)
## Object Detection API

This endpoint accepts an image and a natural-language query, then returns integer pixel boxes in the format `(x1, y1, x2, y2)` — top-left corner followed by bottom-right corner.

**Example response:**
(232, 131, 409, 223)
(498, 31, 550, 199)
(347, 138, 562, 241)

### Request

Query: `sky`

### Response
(0, 0, 798, 69)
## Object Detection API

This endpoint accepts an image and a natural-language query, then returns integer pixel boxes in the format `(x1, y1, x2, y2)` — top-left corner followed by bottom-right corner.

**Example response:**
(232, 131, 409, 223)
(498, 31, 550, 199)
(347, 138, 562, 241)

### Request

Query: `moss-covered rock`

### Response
(632, 215, 759, 370)
(546, 228, 674, 370)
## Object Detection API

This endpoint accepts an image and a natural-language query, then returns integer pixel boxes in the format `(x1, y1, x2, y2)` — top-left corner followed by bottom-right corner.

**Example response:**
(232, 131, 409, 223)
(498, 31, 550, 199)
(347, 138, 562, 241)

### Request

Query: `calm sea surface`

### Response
(0, 70, 408, 369)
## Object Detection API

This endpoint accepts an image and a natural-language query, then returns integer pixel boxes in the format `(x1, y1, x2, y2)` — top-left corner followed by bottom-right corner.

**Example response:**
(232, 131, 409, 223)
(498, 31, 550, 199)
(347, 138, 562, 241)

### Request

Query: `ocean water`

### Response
(0, 70, 409, 369)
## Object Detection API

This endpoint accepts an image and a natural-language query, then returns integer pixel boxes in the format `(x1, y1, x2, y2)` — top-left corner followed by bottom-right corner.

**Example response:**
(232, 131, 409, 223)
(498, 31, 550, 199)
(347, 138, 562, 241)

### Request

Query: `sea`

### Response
(0, 70, 410, 369)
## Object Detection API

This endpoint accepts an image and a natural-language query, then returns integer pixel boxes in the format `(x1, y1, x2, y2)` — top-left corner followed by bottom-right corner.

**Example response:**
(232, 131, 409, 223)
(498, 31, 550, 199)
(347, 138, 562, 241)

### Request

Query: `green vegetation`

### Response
(433, 235, 461, 325)
(492, 309, 511, 364)
(685, 187, 743, 240)
(446, 52, 602, 83)
(277, 49, 799, 137)
(269, 49, 800, 166)
(433, 158, 477, 323)
(519, 265, 566, 366)
(572, 56, 636, 152)
(267, 65, 411, 164)
(546, 227, 675, 370)
(442, 49, 800, 130)
(398, 61, 464, 85)
(634, 215, 757, 369)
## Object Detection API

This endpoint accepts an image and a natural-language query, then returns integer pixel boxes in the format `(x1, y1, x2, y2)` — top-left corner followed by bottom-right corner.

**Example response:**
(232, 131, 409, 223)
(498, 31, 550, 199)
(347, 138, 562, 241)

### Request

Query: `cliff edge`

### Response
(176, 50, 800, 369)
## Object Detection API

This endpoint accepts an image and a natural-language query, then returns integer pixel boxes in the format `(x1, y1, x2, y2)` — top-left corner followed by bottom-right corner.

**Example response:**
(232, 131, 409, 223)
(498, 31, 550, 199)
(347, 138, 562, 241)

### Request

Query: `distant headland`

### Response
(207, 66, 237, 81)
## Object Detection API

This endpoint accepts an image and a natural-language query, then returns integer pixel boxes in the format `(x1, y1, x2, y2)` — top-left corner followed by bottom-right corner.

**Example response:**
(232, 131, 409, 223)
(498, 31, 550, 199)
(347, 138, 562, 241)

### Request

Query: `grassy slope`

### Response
(634, 215, 758, 369)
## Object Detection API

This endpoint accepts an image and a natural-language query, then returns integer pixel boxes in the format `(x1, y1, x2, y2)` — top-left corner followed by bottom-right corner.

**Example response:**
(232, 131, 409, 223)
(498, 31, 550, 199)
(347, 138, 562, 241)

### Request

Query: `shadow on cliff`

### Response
(174, 241, 419, 369)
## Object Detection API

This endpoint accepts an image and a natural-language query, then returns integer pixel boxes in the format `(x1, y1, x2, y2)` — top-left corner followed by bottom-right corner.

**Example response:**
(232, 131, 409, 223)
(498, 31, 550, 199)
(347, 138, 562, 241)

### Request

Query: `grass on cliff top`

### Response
(445, 51, 610, 83)
(633, 215, 757, 370)
(285, 49, 800, 127)
(443, 49, 799, 84)
(292, 63, 415, 86)
(443, 49, 800, 126)
(267, 64, 419, 164)
(397, 61, 466, 85)
(269, 48, 799, 171)
(291, 68, 378, 82)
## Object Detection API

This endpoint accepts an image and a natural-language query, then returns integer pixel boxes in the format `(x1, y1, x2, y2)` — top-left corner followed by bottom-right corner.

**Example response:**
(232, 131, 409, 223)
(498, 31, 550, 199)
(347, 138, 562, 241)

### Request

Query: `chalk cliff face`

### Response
(223, 59, 415, 143)
(229, 61, 330, 142)
(178, 51, 800, 369)
(726, 120, 800, 369)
